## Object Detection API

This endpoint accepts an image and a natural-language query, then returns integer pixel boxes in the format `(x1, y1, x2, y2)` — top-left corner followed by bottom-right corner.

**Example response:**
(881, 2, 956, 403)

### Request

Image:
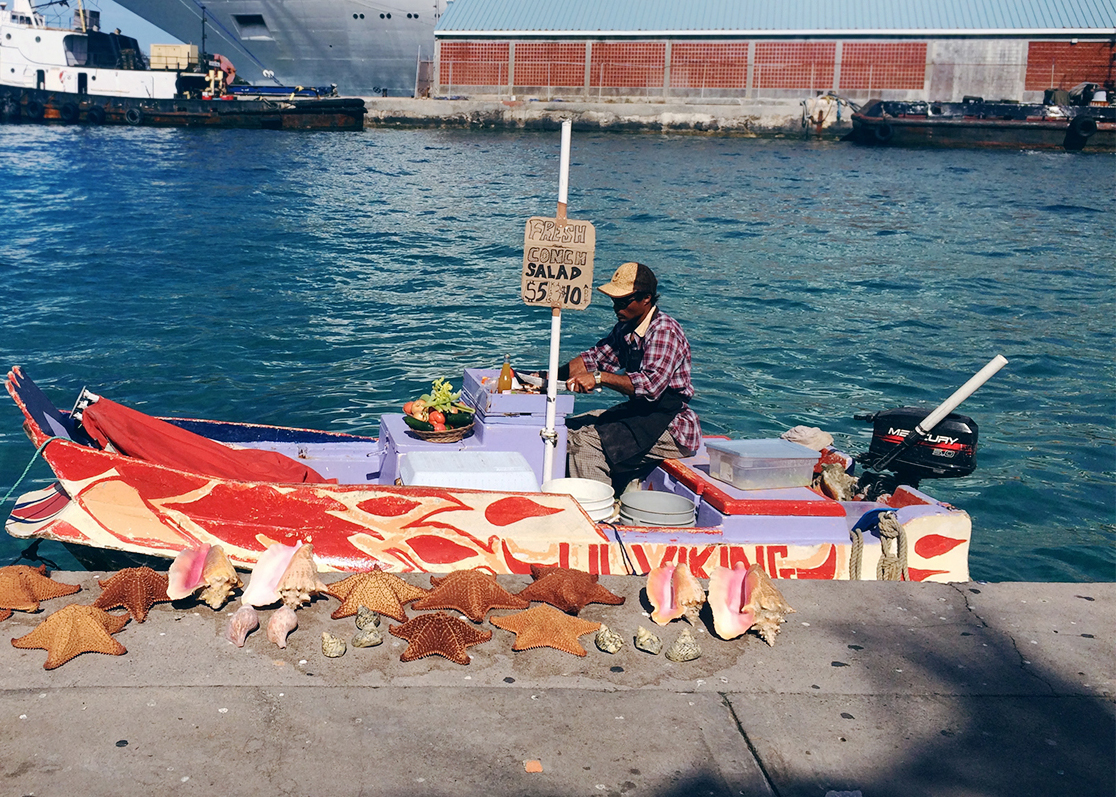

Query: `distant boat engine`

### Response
(855, 407, 979, 490)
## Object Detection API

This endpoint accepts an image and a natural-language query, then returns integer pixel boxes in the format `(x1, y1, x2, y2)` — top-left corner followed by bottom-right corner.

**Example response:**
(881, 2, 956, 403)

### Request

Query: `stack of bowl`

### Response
(542, 478, 616, 522)
(618, 490, 696, 527)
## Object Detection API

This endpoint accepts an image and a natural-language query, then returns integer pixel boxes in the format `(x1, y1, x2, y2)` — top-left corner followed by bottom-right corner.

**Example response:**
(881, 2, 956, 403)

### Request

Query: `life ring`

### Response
(59, 102, 79, 123)
(25, 99, 45, 121)
(125, 107, 143, 126)
(873, 122, 894, 144)
(86, 105, 105, 125)
(1069, 116, 1097, 139)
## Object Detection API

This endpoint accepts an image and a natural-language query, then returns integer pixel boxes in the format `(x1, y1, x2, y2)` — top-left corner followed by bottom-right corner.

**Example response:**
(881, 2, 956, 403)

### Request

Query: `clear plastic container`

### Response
(705, 438, 820, 490)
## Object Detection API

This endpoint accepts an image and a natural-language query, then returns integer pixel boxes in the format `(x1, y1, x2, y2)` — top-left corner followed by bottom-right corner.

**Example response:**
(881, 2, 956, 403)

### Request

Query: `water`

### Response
(1, 126, 1112, 582)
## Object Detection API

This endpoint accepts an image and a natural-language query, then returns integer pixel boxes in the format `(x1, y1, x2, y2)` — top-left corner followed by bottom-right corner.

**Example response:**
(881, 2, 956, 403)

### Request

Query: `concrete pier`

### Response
(360, 97, 852, 136)
(0, 574, 1111, 796)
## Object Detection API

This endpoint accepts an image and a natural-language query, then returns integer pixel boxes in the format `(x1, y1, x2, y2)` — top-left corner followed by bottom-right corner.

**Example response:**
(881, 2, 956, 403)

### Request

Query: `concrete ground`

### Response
(359, 97, 850, 137)
(0, 574, 1111, 797)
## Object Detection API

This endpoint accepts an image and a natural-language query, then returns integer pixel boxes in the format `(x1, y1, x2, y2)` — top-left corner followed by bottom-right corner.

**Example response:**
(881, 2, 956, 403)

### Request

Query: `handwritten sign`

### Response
(521, 216, 596, 310)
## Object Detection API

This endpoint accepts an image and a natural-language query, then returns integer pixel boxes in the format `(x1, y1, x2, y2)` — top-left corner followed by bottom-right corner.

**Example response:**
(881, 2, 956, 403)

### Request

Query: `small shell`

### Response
(321, 632, 347, 658)
(267, 605, 298, 649)
(665, 628, 702, 663)
(355, 605, 381, 630)
(199, 546, 243, 609)
(594, 624, 624, 654)
(633, 625, 662, 655)
(352, 626, 384, 648)
(224, 605, 259, 648)
(277, 543, 329, 609)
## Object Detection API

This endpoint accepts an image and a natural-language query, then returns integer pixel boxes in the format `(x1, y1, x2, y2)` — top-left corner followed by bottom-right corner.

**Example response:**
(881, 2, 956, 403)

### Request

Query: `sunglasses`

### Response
(611, 294, 641, 310)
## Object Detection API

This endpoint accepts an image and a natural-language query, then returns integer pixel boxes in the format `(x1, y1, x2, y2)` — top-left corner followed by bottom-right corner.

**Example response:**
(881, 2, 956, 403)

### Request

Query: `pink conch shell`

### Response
(267, 605, 298, 648)
(276, 543, 329, 609)
(168, 544, 243, 609)
(240, 543, 300, 608)
(708, 563, 795, 645)
(646, 564, 705, 625)
(224, 604, 259, 647)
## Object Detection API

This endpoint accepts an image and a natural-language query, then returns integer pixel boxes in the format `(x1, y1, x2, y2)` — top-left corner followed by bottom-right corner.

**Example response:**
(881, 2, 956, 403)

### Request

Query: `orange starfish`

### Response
(516, 565, 626, 615)
(490, 604, 602, 656)
(92, 567, 171, 623)
(11, 604, 129, 670)
(388, 611, 493, 665)
(328, 570, 428, 623)
(412, 569, 529, 623)
(0, 565, 82, 615)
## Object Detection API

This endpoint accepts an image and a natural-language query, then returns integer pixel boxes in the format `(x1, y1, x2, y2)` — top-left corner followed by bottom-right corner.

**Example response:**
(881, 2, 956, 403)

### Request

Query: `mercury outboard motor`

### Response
(855, 407, 978, 486)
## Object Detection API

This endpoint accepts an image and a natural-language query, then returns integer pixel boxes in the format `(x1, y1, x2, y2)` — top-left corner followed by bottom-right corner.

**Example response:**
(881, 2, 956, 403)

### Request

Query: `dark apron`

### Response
(594, 389, 685, 470)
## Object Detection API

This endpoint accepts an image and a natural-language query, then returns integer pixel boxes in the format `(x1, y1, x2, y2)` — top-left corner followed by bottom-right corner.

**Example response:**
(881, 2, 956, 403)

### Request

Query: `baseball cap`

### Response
(597, 262, 657, 298)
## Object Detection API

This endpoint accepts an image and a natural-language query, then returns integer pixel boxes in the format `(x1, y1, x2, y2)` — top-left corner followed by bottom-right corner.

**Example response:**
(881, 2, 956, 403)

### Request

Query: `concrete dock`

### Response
(360, 97, 851, 137)
(0, 573, 1111, 797)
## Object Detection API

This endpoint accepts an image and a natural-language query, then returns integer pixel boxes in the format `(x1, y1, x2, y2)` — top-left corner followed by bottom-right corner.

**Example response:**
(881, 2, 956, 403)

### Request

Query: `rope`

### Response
(875, 510, 910, 581)
(1, 436, 60, 509)
(848, 526, 864, 580)
(606, 523, 640, 576)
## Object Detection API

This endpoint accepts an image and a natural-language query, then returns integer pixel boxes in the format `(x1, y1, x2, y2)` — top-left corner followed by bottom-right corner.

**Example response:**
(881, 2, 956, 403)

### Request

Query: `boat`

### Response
(846, 88, 1115, 152)
(0, 0, 365, 129)
(114, 0, 438, 98)
(4, 365, 978, 583)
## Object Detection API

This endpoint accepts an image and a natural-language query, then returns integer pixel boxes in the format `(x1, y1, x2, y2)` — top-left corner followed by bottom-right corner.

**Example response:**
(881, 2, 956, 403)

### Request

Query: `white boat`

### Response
(114, 0, 440, 97)
(0, 0, 365, 128)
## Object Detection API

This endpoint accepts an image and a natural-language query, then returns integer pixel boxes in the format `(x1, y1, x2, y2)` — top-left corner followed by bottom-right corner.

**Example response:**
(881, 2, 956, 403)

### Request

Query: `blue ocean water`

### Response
(0, 126, 1112, 582)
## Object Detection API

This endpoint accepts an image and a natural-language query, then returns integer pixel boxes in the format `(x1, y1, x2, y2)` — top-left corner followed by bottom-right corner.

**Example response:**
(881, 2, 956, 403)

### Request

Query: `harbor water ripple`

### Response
(0, 126, 1112, 581)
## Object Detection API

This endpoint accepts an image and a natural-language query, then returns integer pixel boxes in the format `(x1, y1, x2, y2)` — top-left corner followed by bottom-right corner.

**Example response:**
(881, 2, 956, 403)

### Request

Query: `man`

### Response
(558, 262, 701, 489)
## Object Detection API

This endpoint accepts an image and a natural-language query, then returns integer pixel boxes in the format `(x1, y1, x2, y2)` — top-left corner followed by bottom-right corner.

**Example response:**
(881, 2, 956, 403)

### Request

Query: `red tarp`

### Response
(81, 398, 328, 484)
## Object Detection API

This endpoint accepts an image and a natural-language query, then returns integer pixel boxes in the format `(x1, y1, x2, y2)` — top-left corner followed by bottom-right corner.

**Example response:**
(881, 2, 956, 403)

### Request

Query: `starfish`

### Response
(0, 565, 82, 615)
(388, 611, 493, 665)
(11, 604, 129, 670)
(328, 571, 428, 623)
(490, 604, 602, 657)
(516, 565, 626, 615)
(412, 569, 528, 623)
(92, 567, 171, 623)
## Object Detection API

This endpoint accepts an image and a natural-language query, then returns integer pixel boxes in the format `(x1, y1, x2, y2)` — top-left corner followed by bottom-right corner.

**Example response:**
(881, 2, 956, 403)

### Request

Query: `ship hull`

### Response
(114, 0, 436, 97)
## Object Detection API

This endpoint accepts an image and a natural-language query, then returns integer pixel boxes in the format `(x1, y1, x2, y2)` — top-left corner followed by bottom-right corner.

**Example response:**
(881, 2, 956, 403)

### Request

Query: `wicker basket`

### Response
(407, 422, 475, 444)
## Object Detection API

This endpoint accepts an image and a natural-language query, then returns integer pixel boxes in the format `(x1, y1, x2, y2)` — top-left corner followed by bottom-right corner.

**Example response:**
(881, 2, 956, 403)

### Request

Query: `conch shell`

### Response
(814, 463, 859, 501)
(708, 563, 795, 646)
(267, 605, 298, 648)
(242, 542, 328, 609)
(646, 564, 705, 625)
(276, 544, 329, 609)
(633, 625, 662, 655)
(224, 604, 259, 647)
(167, 544, 243, 609)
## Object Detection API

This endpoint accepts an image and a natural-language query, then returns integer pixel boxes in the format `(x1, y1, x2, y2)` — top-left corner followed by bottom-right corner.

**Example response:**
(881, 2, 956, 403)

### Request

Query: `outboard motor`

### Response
(855, 407, 978, 487)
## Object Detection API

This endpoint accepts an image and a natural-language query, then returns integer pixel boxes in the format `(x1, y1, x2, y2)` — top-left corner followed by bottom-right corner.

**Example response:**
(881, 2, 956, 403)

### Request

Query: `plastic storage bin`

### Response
(706, 439, 820, 490)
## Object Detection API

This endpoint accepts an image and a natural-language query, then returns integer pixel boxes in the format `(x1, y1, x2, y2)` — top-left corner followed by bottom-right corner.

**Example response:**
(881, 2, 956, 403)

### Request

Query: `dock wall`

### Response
(361, 96, 851, 136)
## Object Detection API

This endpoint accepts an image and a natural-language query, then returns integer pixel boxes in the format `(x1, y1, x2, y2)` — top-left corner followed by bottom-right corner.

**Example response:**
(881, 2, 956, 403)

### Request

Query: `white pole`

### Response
(914, 355, 1008, 436)
(541, 119, 573, 485)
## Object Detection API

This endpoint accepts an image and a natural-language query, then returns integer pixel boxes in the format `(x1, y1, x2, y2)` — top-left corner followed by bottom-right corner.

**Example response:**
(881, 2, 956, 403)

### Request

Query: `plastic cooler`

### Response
(705, 438, 821, 490)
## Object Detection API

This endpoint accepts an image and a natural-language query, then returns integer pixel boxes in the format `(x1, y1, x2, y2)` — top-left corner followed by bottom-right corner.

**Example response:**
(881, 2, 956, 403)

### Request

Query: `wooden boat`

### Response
(0, 0, 364, 130)
(4, 366, 974, 582)
(847, 91, 1115, 152)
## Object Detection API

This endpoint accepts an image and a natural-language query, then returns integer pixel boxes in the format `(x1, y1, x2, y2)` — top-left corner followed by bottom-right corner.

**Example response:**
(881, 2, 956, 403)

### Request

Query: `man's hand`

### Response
(565, 372, 598, 393)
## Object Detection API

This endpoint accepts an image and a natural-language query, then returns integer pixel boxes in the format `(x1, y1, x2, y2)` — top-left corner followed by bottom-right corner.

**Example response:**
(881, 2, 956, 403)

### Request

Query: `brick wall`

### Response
(670, 42, 749, 89)
(1025, 41, 1116, 90)
(440, 41, 510, 87)
(515, 42, 586, 87)
(842, 43, 927, 90)
(754, 42, 835, 90)
(588, 41, 666, 88)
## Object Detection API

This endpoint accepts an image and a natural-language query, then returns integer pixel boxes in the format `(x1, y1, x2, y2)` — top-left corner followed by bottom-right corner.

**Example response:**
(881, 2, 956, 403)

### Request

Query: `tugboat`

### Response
(0, 0, 365, 129)
(847, 84, 1114, 152)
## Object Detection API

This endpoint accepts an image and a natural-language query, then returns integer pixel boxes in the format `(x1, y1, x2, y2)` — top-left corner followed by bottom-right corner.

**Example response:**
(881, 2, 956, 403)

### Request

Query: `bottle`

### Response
(497, 354, 513, 393)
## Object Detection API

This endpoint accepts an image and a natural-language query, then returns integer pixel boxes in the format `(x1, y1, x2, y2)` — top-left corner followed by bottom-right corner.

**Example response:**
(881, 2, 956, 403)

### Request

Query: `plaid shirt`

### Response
(580, 308, 702, 452)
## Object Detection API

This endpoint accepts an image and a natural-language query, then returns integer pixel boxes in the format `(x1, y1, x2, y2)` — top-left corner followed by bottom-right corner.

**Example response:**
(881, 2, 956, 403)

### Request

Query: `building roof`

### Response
(435, 0, 1116, 37)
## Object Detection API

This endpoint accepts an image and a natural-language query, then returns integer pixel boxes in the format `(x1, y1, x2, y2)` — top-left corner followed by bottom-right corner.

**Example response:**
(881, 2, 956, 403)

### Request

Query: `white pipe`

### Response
(915, 355, 1008, 435)
(542, 119, 574, 483)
